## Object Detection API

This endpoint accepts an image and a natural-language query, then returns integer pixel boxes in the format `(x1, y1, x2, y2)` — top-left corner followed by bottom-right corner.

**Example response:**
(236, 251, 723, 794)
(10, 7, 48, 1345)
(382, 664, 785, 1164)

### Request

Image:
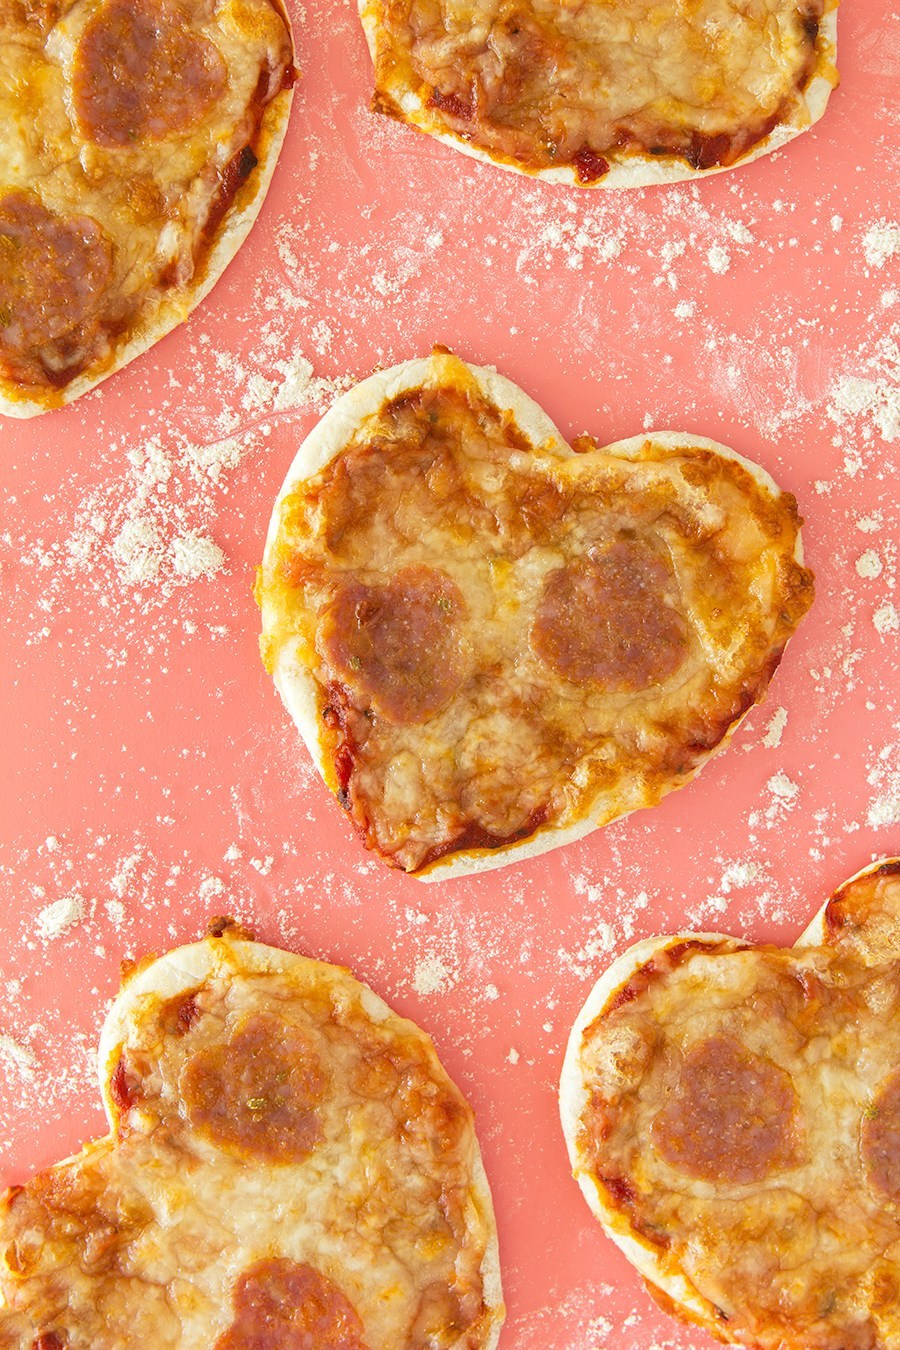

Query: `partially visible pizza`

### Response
(360, 0, 838, 188)
(0, 919, 504, 1348)
(560, 858, 900, 1350)
(258, 348, 814, 880)
(0, 0, 295, 416)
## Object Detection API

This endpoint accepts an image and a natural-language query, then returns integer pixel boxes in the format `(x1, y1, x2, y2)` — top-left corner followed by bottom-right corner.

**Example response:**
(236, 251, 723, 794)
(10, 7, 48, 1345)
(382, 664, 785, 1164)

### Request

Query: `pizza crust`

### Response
(359, 0, 837, 189)
(558, 931, 752, 1337)
(0, 3, 295, 419)
(2, 923, 504, 1348)
(261, 351, 810, 882)
(558, 857, 900, 1343)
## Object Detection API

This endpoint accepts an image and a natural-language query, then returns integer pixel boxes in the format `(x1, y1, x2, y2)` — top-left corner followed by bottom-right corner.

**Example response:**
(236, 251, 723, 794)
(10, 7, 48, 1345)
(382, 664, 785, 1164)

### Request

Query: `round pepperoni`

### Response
(862, 1070, 900, 1201)
(318, 565, 468, 726)
(180, 1013, 326, 1163)
(73, 0, 226, 148)
(531, 538, 688, 690)
(652, 1035, 803, 1184)
(215, 1259, 369, 1350)
(0, 192, 112, 354)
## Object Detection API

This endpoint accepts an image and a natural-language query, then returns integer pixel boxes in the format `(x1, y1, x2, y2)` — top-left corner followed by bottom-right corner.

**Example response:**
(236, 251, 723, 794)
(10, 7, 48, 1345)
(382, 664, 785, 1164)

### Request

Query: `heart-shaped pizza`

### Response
(360, 0, 838, 188)
(0, 0, 295, 417)
(560, 858, 900, 1349)
(0, 919, 503, 1348)
(258, 348, 814, 880)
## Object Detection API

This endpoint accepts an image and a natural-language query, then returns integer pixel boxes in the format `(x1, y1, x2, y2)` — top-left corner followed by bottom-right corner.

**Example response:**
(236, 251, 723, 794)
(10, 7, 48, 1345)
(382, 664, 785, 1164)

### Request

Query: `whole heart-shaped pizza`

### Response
(258, 348, 814, 880)
(560, 858, 900, 1349)
(360, 0, 838, 188)
(0, 0, 295, 416)
(0, 919, 503, 1348)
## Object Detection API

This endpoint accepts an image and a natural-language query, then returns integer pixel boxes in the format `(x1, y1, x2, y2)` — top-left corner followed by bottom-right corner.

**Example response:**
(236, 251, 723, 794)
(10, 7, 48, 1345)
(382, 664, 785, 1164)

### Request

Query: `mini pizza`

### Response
(360, 0, 838, 188)
(258, 348, 814, 880)
(0, 0, 295, 417)
(0, 919, 504, 1348)
(560, 858, 900, 1350)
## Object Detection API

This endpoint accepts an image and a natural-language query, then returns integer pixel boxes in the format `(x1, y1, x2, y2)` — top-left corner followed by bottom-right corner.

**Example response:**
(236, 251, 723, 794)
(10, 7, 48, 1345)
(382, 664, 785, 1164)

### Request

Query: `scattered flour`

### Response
(762, 707, 788, 749)
(827, 333, 900, 444)
(170, 532, 225, 580)
(707, 245, 731, 275)
(719, 861, 764, 893)
(36, 894, 86, 941)
(856, 550, 884, 579)
(863, 221, 900, 269)
(765, 772, 800, 821)
(0, 1034, 37, 1082)
(867, 748, 900, 828)
(874, 603, 899, 635)
(412, 954, 457, 996)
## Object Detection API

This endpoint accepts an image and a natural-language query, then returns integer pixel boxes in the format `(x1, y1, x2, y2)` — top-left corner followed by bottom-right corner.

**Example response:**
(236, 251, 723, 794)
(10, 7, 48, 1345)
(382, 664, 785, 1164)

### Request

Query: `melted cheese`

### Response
(362, 0, 836, 182)
(0, 932, 501, 1348)
(259, 352, 813, 875)
(0, 0, 292, 406)
(569, 864, 900, 1350)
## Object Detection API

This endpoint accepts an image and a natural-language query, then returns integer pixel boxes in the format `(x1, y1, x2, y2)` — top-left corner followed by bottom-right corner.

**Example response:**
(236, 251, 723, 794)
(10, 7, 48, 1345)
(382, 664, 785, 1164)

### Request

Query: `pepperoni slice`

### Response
(530, 538, 688, 690)
(318, 565, 468, 726)
(215, 1259, 369, 1350)
(862, 1070, 900, 1200)
(180, 1013, 326, 1163)
(653, 1035, 804, 1184)
(73, 0, 226, 148)
(0, 192, 112, 356)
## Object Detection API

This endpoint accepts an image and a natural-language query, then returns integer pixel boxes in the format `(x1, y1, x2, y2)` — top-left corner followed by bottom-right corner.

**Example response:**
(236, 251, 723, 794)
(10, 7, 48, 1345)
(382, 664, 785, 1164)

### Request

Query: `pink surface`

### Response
(2, 3, 900, 1346)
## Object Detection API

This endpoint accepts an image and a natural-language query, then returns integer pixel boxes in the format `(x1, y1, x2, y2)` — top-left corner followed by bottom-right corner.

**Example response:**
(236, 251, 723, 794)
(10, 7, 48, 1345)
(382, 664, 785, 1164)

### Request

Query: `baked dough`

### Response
(560, 858, 900, 1349)
(0, 919, 504, 1348)
(0, 0, 295, 417)
(258, 348, 814, 880)
(360, 0, 838, 187)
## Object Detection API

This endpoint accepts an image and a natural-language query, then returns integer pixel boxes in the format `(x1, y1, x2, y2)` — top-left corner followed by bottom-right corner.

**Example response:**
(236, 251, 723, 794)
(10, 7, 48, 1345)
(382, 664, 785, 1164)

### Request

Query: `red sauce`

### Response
(109, 1054, 139, 1113)
(427, 86, 474, 121)
(416, 804, 550, 872)
(601, 1174, 636, 1206)
(573, 147, 610, 184)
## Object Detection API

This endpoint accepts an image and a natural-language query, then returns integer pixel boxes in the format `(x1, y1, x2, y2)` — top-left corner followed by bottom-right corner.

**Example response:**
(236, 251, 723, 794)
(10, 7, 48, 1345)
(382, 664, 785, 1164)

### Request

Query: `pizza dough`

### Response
(258, 348, 814, 880)
(0, 920, 504, 1348)
(360, 0, 838, 187)
(560, 858, 900, 1349)
(0, 0, 295, 417)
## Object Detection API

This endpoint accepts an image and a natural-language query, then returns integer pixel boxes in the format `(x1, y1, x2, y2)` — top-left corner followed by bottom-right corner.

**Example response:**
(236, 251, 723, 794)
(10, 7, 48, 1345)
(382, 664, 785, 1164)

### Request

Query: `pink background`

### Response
(2, 2, 900, 1345)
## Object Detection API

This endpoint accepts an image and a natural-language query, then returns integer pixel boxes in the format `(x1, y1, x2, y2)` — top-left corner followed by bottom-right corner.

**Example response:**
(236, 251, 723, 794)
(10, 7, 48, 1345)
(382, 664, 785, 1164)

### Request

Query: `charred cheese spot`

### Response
(862, 1070, 900, 1202)
(72, 0, 227, 147)
(0, 192, 113, 371)
(180, 1012, 326, 1162)
(215, 1259, 369, 1350)
(531, 540, 688, 690)
(318, 566, 468, 726)
(653, 1035, 804, 1184)
(366, 0, 829, 178)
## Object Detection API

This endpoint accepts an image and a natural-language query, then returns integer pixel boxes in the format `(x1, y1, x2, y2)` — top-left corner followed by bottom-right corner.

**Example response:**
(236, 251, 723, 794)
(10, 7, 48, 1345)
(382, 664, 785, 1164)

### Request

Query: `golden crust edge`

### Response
(557, 930, 755, 1339)
(94, 930, 505, 1347)
(0, 62, 296, 420)
(357, 0, 838, 190)
(556, 856, 900, 1341)
(259, 351, 810, 884)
